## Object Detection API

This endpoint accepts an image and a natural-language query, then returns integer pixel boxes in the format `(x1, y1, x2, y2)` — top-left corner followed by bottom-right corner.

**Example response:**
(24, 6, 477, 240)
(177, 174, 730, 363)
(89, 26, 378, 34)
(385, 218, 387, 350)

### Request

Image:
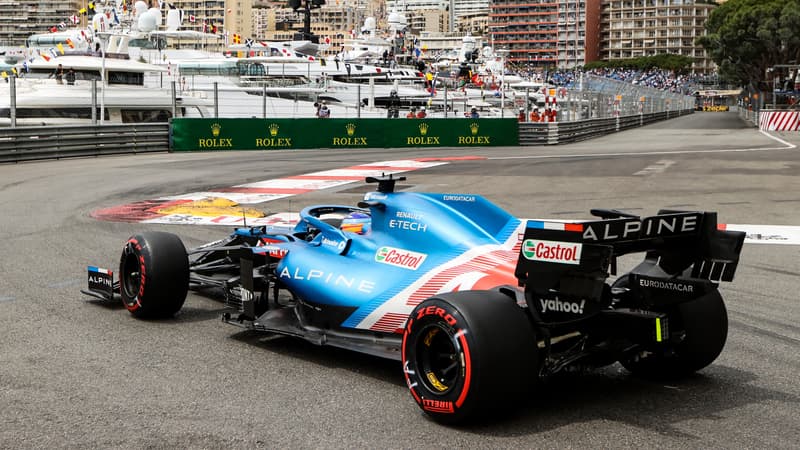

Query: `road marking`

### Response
(634, 159, 675, 176)
(92, 159, 450, 224)
(488, 130, 796, 161)
(0, 296, 15, 303)
(720, 224, 800, 245)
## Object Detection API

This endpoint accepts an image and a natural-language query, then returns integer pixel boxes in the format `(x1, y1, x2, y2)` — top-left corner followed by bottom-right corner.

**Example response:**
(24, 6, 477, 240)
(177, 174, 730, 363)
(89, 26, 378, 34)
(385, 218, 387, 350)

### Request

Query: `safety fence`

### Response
(0, 123, 168, 163)
(0, 110, 694, 163)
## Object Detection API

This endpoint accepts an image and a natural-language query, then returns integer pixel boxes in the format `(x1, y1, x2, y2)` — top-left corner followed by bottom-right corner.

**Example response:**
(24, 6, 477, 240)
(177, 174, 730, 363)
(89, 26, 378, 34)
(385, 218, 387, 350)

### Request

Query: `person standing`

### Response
(387, 90, 401, 118)
(318, 102, 330, 118)
(50, 64, 64, 84)
(65, 68, 76, 85)
(529, 108, 541, 123)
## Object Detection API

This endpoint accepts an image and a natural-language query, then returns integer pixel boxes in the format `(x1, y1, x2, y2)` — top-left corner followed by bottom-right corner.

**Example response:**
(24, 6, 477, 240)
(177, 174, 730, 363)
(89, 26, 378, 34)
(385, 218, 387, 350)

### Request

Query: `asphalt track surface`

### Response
(1, 111, 798, 448)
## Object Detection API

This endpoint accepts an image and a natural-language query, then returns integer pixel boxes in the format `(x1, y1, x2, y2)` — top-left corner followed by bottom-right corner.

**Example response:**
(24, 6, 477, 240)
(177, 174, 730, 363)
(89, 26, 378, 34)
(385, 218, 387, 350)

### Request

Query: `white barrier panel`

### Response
(759, 110, 800, 131)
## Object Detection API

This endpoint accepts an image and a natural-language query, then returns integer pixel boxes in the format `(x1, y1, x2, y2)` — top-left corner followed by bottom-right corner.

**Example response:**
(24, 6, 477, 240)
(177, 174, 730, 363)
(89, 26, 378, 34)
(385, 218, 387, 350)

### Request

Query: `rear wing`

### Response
(514, 210, 745, 299)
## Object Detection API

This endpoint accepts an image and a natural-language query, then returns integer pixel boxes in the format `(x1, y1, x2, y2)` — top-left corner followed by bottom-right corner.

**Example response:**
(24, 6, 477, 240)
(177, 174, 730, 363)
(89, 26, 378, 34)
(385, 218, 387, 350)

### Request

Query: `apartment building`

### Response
(489, 0, 601, 69)
(386, 0, 490, 32)
(600, 0, 717, 73)
(0, 1, 82, 47)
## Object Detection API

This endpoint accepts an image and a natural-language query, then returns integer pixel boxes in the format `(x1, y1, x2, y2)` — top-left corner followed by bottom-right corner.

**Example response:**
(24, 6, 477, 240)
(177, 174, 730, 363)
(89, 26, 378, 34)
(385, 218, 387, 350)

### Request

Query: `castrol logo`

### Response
(375, 246, 427, 270)
(522, 239, 582, 265)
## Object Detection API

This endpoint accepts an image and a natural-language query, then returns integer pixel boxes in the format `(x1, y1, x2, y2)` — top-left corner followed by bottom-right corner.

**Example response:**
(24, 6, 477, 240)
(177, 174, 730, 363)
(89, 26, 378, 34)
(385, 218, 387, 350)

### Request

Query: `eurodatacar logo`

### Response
(198, 122, 234, 148)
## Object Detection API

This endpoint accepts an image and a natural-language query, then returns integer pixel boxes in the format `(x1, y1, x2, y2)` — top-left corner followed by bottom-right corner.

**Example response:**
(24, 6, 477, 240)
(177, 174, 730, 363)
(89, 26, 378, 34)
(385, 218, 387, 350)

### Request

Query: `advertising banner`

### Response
(170, 118, 519, 151)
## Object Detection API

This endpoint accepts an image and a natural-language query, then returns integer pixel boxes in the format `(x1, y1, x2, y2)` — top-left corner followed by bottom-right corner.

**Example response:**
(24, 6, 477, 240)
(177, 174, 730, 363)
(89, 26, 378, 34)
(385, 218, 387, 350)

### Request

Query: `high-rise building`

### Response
(600, 0, 717, 73)
(386, 0, 490, 32)
(0, 1, 82, 47)
(489, 0, 601, 69)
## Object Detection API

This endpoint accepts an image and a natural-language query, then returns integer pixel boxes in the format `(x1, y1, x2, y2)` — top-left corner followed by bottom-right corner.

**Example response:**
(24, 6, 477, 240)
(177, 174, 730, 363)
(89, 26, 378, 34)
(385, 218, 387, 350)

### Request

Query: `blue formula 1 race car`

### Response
(83, 175, 746, 424)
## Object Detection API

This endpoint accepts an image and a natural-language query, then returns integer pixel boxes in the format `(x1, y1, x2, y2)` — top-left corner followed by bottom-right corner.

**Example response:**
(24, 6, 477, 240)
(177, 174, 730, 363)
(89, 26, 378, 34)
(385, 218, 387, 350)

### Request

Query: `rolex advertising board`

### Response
(170, 118, 518, 151)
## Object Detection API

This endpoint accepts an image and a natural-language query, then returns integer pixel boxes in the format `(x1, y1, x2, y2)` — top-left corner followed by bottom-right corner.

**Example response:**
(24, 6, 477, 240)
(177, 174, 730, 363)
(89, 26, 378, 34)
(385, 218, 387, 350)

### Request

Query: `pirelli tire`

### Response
(621, 289, 728, 379)
(119, 231, 190, 319)
(402, 290, 538, 424)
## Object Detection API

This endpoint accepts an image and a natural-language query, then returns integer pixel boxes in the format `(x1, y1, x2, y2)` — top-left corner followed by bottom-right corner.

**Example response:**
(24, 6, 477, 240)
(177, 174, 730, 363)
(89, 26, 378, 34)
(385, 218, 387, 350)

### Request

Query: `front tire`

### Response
(119, 231, 189, 319)
(402, 291, 538, 424)
(621, 290, 728, 379)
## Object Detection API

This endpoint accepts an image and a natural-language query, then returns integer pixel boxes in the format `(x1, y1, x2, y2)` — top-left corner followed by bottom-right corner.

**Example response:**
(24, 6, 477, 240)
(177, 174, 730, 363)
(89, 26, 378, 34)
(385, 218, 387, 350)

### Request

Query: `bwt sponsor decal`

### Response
(375, 246, 427, 270)
(523, 239, 582, 265)
(540, 298, 586, 314)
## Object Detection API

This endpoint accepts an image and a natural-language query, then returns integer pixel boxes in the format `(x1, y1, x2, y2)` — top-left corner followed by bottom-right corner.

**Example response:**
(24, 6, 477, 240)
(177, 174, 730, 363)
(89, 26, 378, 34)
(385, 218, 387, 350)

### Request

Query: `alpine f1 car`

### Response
(83, 175, 745, 424)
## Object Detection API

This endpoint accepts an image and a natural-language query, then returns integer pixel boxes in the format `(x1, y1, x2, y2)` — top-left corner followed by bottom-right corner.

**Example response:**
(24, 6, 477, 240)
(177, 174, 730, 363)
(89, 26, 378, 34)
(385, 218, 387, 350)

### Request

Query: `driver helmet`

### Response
(341, 211, 371, 234)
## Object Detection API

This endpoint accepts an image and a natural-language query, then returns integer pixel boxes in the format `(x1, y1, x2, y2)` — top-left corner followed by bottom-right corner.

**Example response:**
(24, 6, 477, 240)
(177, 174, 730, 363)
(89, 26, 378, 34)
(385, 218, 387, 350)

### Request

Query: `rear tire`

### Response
(119, 232, 189, 319)
(621, 290, 728, 379)
(402, 291, 538, 424)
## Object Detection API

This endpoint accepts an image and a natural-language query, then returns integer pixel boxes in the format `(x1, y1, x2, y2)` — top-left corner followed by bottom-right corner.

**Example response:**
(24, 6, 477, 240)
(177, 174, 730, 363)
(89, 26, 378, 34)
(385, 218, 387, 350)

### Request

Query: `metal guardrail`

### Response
(0, 123, 169, 163)
(0, 110, 693, 163)
(519, 109, 694, 145)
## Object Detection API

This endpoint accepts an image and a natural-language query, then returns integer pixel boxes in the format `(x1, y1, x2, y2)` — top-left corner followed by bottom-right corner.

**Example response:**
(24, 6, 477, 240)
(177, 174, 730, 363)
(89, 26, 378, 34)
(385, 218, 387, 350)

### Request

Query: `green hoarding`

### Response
(170, 118, 519, 151)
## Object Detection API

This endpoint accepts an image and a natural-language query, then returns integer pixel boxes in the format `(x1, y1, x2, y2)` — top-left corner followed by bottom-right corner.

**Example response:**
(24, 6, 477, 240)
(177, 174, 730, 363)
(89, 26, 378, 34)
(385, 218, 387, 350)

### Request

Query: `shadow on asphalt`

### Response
(224, 328, 798, 436)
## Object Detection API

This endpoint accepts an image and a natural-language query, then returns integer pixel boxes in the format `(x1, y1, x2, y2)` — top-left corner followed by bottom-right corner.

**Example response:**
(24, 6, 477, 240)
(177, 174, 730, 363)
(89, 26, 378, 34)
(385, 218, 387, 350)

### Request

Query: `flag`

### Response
(65, 38, 75, 49)
(11, 67, 17, 75)
(22, 61, 29, 72)
(88, 2, 96, 14)
(50, 48, 59, 59)
(50, 26, 58, 32)
(79, 7, 87, 15)
(233, 34, 241, 44)
(57, 43, 65, 54)
(1, 72, 7, 79)
(70, 14, 79, 24)
(245, 38, 254, 47)
(189, 14, 195, 23)
(39, 52, 50, 61)
(59, 22, 66, 29)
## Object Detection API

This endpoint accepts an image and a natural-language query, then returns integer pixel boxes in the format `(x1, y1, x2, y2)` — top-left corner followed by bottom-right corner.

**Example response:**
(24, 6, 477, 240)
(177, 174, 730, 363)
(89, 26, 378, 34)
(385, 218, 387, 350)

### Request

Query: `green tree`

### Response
(697, 0, 800, 90)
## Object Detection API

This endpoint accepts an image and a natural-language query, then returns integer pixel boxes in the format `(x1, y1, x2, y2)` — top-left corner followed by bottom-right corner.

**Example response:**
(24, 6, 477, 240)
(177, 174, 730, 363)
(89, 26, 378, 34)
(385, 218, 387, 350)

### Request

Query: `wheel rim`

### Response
(415, 324, 461, 395)
(120, 247, 141, 305)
